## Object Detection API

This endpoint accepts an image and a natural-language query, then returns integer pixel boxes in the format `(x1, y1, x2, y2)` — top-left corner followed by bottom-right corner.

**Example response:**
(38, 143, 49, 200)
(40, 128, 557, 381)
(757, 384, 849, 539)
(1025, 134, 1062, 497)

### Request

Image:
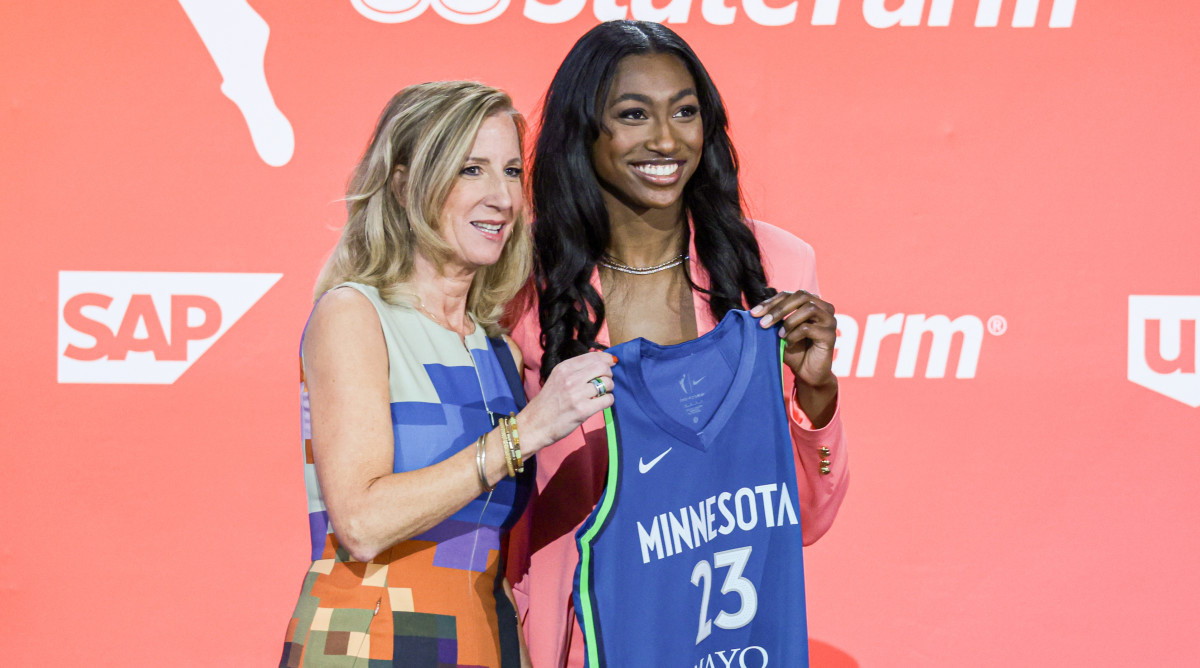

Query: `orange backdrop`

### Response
(3, 2, 1198, 665)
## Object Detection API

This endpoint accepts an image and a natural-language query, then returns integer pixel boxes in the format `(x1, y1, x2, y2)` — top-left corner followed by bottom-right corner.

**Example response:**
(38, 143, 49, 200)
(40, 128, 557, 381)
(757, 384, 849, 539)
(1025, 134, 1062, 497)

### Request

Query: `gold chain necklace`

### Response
(414, 299, 469, 335)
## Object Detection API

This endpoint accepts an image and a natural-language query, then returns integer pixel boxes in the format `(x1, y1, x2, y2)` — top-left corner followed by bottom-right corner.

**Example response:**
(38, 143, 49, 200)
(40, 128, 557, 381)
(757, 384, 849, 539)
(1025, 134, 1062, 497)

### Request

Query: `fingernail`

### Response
(778, 327, 787, 338)
(750, 305, 763, 316)
(610, 354, 619, 364)
(759, 314, 773, 327)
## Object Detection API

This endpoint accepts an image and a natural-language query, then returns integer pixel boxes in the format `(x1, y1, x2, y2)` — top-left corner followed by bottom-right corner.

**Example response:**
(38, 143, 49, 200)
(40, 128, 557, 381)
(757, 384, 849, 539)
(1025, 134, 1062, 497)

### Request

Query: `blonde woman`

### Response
(280, 82, 615, 668)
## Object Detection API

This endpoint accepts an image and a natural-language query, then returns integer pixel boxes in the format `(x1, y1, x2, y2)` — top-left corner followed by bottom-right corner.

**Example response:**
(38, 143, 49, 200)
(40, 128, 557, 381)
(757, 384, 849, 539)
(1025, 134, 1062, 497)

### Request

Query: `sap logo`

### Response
(352, 0, 1076, 27)
(1128, 296, 1200, 408)
(58, 272, 282, 384)
(831, 312, 1006, 379)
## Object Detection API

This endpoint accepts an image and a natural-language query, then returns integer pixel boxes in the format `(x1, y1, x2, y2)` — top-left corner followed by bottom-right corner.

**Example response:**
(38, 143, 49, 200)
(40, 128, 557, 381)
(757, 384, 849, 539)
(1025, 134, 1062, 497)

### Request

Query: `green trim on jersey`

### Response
(577, 406, 621, 668)
(779, 338, 787, 397)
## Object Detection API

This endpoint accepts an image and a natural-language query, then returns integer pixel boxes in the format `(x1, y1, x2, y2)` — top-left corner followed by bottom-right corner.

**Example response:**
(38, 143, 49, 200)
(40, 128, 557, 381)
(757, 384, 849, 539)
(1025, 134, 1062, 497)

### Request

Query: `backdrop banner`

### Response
(3, 2, 1197, 666)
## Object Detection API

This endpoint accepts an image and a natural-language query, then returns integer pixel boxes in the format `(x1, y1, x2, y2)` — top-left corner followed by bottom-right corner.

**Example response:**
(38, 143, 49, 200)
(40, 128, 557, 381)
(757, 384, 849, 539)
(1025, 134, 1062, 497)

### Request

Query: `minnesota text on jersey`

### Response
(637, 481, 800, 564)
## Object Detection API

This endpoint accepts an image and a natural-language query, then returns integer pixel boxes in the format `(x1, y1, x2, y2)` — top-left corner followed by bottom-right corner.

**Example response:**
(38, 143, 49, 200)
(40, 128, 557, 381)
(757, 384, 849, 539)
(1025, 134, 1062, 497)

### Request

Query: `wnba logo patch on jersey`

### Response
(574, 310, 809, 667)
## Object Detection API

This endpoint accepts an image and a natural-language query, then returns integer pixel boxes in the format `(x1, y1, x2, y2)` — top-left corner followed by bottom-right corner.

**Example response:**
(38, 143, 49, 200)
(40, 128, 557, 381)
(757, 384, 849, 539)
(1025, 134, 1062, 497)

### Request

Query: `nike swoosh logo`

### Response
(638, 447, 673, 474)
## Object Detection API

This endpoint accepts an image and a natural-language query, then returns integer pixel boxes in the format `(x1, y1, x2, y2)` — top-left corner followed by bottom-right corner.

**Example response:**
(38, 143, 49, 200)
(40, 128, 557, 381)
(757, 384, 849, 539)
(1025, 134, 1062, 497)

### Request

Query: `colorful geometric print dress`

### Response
(280, 283, 533, 668)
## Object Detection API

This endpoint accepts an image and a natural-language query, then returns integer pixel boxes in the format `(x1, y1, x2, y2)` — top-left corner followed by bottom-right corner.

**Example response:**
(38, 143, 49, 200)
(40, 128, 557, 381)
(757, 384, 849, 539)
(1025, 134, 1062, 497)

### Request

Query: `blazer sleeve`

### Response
(751, 220, 849, 545)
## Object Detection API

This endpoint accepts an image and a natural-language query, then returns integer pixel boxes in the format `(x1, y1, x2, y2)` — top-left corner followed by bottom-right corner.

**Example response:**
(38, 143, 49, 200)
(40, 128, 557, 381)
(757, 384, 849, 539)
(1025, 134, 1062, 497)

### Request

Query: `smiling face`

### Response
(438, 112, 525, 273)
(591, 53, 703, 218)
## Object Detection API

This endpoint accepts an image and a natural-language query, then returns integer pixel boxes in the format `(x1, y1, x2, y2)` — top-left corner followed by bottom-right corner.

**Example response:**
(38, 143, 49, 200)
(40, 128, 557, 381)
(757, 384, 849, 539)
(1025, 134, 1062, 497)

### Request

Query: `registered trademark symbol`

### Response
(987, 315, 1007, 336)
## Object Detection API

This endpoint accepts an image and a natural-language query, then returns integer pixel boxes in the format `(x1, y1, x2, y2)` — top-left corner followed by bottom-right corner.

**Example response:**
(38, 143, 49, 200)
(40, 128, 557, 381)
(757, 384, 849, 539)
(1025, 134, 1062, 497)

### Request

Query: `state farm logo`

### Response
(177, 1, 1077, 166)
(353, 0, 510, 24)
(832, 312, 1006, 378)
(1128, 296, 1200, 408)
(351, 0, 1077, 27)
(58, 271, 281, 384)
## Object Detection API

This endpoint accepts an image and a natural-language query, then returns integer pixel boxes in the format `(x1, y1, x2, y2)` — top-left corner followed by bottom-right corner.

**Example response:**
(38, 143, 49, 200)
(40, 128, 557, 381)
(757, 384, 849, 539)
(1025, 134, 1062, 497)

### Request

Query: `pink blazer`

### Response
(507, 220, 850, 667)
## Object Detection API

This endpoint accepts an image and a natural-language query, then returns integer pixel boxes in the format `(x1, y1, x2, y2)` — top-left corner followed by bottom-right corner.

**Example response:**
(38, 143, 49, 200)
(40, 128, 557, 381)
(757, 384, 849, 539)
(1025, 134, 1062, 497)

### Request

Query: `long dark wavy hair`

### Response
(532, 20, 775, 381)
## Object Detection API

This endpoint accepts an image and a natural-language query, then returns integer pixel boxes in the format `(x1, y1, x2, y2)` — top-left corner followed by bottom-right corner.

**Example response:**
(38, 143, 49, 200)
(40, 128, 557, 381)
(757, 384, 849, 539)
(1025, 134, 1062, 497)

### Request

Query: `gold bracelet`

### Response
(475, 435, 494, 492)
(498, 421, 516, 478)
(507, 412, 524, 474)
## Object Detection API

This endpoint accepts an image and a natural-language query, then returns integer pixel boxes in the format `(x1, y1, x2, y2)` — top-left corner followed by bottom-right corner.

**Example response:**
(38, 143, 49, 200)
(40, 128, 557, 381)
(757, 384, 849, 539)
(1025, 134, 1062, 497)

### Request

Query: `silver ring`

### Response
(590, 377, 607, 398)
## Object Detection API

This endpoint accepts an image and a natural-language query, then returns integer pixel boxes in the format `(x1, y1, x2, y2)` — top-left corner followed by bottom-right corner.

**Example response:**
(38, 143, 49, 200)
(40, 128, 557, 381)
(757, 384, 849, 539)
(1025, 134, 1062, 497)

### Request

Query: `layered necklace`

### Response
(598, 253, 688, 275)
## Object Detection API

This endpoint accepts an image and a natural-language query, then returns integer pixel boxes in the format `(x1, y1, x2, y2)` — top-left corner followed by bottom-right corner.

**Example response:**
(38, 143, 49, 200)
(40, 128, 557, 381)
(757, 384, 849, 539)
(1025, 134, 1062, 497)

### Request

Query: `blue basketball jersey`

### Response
(574, 309, 809, 668)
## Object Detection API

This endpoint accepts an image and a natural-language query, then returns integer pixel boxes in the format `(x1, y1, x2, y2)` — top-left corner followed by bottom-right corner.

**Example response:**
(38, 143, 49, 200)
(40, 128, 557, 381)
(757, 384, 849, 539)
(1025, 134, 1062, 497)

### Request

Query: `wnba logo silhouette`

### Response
(1128, 296, 1200, 407)
(178, 0, 294, 166)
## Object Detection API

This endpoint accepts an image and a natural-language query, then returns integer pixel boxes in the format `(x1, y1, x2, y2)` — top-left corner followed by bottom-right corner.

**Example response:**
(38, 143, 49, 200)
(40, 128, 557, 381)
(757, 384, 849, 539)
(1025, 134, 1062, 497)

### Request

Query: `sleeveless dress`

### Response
(280, 283, 533, 668)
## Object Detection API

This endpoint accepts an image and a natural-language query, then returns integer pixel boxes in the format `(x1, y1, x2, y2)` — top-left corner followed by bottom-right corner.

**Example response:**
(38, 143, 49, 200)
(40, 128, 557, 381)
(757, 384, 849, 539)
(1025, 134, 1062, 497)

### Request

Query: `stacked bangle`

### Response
(475, 435, 494, 492)
(506, 412, 524, 473)
(499, 419, 517, 478)
(487, 413, 526, 486)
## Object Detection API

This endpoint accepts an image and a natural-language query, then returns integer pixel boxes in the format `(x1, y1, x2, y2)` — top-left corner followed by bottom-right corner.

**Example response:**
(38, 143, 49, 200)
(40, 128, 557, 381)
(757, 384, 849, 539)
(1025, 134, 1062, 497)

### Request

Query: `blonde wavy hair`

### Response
(315, 81, 531, 337)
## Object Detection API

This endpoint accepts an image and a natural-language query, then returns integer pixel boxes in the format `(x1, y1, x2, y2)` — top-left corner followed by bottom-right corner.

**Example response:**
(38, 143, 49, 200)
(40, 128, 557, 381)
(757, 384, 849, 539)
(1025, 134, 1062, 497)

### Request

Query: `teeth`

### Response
(634, 163, 679, 177)
(472, 222, 502, 232)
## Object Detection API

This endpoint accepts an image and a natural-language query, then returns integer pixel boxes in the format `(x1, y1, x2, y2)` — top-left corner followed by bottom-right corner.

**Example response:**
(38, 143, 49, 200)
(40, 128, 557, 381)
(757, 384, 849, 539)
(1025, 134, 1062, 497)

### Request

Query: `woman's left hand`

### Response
(751, 290, 838, 391)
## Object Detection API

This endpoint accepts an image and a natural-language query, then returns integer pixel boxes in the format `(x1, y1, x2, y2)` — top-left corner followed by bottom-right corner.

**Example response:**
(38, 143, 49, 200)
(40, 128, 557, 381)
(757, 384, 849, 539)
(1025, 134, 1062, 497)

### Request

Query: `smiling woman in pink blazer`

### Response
(505, 21, 849, 667)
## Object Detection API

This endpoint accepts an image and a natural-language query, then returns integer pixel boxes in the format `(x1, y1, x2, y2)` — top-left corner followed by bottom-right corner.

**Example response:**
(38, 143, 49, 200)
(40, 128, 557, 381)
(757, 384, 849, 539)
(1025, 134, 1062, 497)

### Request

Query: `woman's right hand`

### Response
(517, 351, 617, 455)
